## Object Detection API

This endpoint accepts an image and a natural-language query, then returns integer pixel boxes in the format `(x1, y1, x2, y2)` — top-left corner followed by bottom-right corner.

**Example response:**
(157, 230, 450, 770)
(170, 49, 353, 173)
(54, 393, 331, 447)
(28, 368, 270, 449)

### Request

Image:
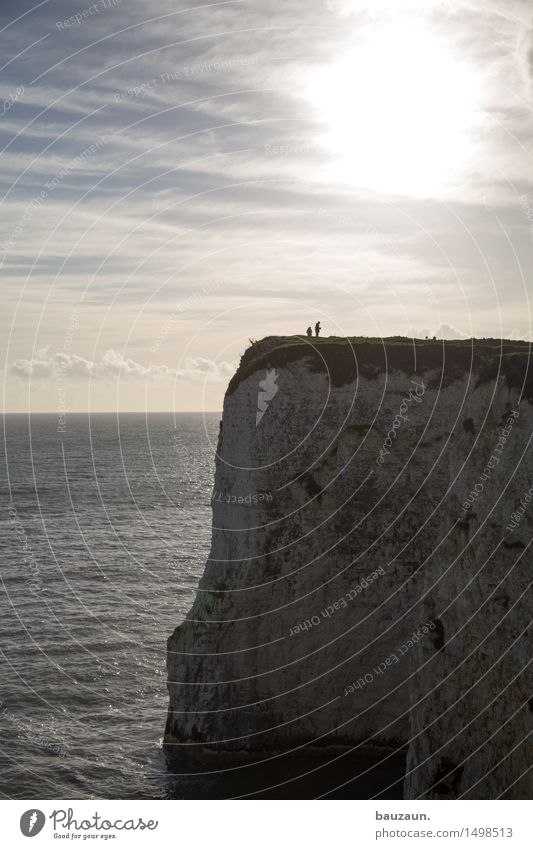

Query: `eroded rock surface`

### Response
(165, 338, 532, 799)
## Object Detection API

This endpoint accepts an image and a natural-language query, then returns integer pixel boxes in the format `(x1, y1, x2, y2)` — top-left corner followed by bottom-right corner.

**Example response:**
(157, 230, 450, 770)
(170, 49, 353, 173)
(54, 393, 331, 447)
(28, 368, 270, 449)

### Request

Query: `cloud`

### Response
(408, 323, 469, 339)
(1, 0, 533, 413)
(9, 349, 235, 383)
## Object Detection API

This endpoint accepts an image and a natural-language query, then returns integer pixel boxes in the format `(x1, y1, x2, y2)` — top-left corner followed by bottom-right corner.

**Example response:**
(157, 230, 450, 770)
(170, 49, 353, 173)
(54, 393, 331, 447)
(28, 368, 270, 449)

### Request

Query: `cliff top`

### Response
(228, 336, 533, 400)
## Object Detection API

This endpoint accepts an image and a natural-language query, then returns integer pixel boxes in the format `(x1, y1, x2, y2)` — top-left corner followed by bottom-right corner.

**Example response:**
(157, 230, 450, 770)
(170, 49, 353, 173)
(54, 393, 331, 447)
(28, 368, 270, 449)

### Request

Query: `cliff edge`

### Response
(164, 336, 533, 799)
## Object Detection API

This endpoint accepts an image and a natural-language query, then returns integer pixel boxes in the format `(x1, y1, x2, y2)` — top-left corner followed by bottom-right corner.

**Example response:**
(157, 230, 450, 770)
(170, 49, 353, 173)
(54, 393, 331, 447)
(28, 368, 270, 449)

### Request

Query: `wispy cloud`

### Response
(1, 0, 532, 409)
(10, 348, 235, 383)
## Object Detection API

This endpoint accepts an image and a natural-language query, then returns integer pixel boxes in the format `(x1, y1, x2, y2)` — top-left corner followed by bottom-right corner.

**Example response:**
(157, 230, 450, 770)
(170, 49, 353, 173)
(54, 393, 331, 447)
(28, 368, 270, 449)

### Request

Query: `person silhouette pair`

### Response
(306, 322, 321, 338)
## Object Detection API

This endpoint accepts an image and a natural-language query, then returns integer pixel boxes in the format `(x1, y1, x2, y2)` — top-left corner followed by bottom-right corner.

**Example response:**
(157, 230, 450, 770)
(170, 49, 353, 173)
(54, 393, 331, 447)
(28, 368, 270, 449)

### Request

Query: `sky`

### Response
(1, 0, 533, 412)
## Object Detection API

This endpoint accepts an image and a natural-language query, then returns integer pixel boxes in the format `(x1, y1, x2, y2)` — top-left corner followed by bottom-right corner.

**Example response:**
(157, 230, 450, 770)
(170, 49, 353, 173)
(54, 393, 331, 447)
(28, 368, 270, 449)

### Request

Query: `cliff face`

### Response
(165, 337, 533, 799)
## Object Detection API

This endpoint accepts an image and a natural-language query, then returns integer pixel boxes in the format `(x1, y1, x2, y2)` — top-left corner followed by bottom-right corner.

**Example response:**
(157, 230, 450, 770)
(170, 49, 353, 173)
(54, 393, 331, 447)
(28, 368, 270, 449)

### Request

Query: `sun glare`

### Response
(306, 19, 483, 197)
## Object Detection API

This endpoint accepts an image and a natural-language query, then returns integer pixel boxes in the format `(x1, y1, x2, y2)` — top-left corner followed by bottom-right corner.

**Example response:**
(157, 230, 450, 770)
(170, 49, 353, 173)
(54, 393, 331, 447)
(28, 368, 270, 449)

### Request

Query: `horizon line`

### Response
(1, 409, 223, 415)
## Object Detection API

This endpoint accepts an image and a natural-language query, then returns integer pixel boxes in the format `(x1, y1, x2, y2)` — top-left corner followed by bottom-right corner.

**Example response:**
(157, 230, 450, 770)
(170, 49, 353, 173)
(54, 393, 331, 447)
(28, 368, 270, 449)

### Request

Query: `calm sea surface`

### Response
(0, 412, 404, 799)
(0, 413, 220, 799)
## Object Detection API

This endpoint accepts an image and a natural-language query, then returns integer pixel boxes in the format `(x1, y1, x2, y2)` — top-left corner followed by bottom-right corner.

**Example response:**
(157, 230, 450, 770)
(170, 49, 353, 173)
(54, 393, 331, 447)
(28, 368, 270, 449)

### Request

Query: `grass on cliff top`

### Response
(227, 335, 533, 400)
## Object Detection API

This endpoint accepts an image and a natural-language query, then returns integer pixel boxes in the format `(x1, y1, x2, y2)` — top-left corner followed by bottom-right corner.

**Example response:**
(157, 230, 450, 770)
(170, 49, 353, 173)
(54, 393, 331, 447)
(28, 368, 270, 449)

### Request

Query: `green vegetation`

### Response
(227, 335, 533, 400)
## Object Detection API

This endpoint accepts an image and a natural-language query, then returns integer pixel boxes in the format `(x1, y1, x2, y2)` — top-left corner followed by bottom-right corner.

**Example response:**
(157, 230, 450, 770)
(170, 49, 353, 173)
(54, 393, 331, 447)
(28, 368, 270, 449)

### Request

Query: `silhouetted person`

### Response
(306, 326, 312, 337)
(315, 321, 321, 337)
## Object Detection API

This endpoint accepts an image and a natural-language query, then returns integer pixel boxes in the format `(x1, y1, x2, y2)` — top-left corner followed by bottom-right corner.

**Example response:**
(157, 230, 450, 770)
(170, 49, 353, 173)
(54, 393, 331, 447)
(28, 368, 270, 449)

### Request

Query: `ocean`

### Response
(0, 412, 404, 799)
(0, 412, 219, 799)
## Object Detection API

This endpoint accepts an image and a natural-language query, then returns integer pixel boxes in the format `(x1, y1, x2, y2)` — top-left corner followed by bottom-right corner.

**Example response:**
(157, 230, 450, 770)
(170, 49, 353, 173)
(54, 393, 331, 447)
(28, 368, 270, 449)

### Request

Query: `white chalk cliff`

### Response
(165, 337, 532, 799)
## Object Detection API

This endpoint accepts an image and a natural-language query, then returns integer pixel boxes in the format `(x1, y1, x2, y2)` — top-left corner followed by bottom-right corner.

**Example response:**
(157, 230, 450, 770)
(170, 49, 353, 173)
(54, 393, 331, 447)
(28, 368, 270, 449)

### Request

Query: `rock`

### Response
(164, 336, 533, 799)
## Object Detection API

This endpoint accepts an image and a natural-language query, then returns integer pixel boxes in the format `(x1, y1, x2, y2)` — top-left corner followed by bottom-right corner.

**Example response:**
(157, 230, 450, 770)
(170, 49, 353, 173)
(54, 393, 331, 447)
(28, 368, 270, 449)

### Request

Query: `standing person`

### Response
(306, 326, 313, 337)
(315, 321, 321, 337)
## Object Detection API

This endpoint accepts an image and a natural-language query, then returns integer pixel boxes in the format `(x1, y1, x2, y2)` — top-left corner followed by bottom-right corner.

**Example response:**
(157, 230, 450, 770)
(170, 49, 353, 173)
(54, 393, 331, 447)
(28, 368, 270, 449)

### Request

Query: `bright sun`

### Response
(306, 19, 483, 197)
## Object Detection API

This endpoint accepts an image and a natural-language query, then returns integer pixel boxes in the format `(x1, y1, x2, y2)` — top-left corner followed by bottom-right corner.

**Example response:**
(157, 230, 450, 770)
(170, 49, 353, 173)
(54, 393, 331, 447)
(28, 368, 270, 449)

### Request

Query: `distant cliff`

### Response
(165, 336, 533, 799)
